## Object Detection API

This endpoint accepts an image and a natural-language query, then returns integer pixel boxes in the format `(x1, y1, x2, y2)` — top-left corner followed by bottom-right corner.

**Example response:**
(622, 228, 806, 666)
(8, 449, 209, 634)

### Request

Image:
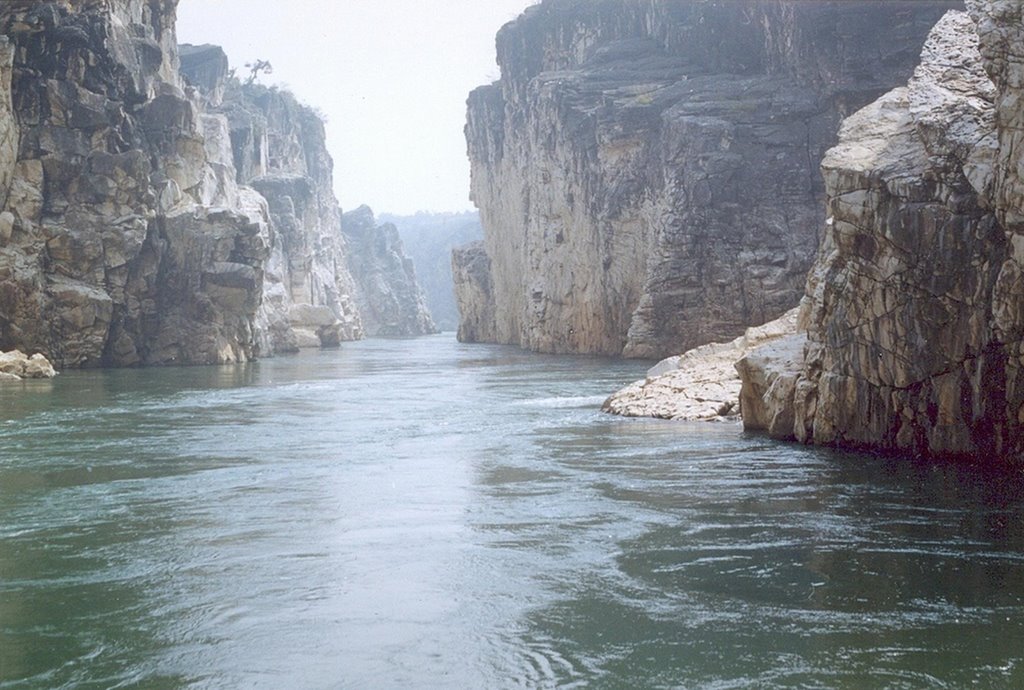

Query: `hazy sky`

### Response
(176, 0, 535, 215)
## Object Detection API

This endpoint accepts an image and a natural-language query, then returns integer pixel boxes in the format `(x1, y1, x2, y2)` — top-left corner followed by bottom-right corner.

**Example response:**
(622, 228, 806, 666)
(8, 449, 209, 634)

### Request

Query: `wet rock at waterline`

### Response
(603, 309, 799, 421)
(0, 350, 56, 379)
(739, 3, 1024, 462)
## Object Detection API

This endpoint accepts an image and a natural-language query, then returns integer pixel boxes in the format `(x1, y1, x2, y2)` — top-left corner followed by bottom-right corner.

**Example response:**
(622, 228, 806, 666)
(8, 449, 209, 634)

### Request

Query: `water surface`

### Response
(2, 335, 1024, 688)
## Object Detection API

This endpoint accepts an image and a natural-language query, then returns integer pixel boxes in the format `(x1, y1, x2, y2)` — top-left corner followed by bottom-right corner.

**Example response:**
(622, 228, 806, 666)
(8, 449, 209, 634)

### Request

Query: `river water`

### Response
(2, 334, 1024, 689)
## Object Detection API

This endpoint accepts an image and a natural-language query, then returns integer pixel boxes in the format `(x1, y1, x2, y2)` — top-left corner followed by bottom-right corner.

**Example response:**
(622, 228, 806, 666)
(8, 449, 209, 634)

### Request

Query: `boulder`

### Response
(603, 309, 799, 421)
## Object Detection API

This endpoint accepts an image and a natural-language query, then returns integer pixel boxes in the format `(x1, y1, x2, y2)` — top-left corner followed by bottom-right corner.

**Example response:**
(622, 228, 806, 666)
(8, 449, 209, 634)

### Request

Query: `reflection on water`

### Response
(2, 334, 1024, 688)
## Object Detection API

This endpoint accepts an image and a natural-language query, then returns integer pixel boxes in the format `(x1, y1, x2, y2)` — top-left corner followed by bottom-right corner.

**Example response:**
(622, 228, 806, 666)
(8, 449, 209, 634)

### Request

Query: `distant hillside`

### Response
(382, 212, 483, 332)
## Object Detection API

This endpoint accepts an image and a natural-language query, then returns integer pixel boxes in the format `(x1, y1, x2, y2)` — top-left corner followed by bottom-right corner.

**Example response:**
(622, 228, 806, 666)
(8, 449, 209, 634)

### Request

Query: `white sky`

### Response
(175, 0, 535, 215)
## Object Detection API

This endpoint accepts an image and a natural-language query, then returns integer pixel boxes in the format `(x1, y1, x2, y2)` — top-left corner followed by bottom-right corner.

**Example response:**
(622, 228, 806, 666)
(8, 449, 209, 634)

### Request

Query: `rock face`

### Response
(0, 0, 272, 368)
(458, 0, 960, 359)
(384, 211, 483, 332)
(211, 78, 367, 351)
(740, 1, 1024, 461)
(342, 206, 435, 337)
(603, 308, 798, 421)
(0, 2, 432, 368)
(452, 241, 498, 344)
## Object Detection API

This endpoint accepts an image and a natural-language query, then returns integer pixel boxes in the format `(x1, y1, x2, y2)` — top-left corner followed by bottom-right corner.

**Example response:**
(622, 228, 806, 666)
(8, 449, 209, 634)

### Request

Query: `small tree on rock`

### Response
(244, 59, 273, 85)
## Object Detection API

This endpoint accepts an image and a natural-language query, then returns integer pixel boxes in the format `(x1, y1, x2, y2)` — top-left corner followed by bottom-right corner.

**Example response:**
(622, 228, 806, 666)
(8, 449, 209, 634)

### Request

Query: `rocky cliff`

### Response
(739, 0, 1024, 462)
(0, 1, 431, 368)
(342, 206, 435, 337)
(457, 0, 961, 359)
(384, 211, 482, 332)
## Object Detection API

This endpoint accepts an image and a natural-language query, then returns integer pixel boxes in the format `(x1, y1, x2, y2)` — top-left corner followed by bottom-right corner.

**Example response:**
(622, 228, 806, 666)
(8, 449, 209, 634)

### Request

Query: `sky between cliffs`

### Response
(176, 0, 536, 216)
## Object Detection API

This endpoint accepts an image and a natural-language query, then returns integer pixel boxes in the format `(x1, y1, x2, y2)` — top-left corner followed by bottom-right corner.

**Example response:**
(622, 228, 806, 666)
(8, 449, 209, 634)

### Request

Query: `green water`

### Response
(2, 335, 1024, 688)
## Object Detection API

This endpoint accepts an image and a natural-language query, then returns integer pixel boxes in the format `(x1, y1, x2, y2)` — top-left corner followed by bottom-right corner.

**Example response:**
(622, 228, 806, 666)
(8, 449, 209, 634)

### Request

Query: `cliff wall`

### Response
(0, 2, 431, 368)
(342, 206, 435, 337)
(740, 0, 1024, 462)
(0, 0, 272, 367)
(458, 0, 960, 358)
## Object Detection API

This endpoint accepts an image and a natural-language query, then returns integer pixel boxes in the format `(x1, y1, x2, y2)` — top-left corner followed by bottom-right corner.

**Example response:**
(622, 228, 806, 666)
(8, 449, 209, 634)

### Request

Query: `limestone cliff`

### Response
(0, 1, 431, 368)
(739, 1, 1024, 462)
(0, 0, 273, 367)
(458, 0, 960, 359)
(342, 206, 435, 337)
(384, 211, 482, 332)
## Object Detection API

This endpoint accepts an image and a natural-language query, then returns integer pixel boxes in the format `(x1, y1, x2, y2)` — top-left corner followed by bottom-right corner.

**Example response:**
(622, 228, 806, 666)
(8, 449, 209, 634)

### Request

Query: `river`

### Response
(1, 335, 1024, 688)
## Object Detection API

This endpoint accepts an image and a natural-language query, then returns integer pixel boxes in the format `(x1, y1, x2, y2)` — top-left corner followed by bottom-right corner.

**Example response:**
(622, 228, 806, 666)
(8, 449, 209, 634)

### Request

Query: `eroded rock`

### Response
(604, 309, 799, 421)
(458, 0, 959, 359)
(740, 3, 1024, 462)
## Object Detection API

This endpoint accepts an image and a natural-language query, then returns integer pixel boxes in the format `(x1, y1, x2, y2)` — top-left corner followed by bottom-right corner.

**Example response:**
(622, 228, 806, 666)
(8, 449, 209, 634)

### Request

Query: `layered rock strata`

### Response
(740, 2, 1024, 461)
(458, 0, 960, 359)
(342, 206, 435, 337)
(604, 308, 798, 421)
(0, 1, 431, 368)
(0, 0, 273, 367)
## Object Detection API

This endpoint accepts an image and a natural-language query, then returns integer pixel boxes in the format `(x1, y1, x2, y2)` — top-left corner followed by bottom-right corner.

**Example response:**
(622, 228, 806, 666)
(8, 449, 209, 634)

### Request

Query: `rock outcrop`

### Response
(0, 2, 432, 368)
(384, 211, 482, 332)
(210, 78, 367, 351)
(452, 241, 497, 344)
(0, 349, 56, 379)
(342, 206, 435, 337)
(458, 0, 960, 359)
(0, 0, 275, 367)
(603, 308, 798, 421)
(739, 1, 1024, 462)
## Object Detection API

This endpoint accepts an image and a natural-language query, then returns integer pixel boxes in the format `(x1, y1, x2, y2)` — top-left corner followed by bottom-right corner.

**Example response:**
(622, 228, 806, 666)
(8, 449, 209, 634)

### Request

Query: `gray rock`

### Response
(603, 308, 799, 421)
(342, 206, 436, 337)
(739, 3, 1024, 461)
(459, 0, 959, 358)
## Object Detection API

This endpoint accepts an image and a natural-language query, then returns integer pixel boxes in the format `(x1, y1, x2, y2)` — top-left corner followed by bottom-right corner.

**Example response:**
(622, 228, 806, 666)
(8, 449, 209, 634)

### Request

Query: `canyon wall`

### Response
(0, 1, 431, 368)
(458, 0, 961, 359)
(385, 211, 482, 332)
(342, 206, 435, 337)
(740, 1, 1024, 462)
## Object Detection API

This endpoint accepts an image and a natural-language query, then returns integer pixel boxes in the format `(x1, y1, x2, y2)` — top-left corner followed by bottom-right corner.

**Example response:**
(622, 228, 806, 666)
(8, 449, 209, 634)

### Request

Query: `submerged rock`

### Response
(603, 309, 798, 421)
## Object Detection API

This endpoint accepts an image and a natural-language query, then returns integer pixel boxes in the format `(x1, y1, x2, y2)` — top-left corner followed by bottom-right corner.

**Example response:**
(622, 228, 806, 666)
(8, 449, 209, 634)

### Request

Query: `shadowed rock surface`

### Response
(457, 0, 960, 359)
(739, 1, 1024, 462)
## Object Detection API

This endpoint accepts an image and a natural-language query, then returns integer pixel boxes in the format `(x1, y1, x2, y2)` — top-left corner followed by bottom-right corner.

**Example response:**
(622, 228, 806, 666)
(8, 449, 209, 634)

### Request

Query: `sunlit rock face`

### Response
(458, 0, 959, 358)
(740, 1, 1024, 462)
(342, 206, 436, 337)
(0, 0, 272, 367)
(186, 55, 435, 349)
(0, 0, 432, 367)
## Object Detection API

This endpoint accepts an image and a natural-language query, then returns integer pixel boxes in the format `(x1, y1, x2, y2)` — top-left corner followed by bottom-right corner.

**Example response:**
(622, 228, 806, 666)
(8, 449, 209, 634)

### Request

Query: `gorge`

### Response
(6, 1, 1024, 688)
(454, 0, 960, 359)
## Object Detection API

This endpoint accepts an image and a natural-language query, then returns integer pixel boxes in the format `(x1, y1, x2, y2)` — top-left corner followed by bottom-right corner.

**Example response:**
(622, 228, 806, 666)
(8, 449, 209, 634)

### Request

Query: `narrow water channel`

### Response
(2, 335, 1024, 688)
